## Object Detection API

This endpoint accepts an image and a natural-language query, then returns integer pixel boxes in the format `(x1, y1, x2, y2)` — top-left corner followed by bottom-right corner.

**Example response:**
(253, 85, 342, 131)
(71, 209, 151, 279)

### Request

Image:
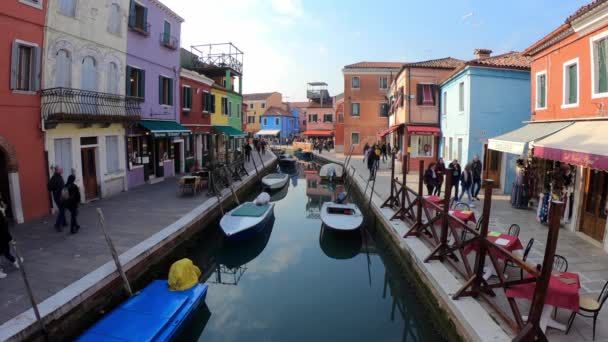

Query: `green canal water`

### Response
(175, 162, 445, 342)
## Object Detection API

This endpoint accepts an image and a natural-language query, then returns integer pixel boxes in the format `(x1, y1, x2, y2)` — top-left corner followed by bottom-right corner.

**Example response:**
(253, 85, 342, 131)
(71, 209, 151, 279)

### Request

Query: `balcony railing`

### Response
(41, 88, 141, 124)
(128, 17, 150, 36)
(160, 33, 178, 50)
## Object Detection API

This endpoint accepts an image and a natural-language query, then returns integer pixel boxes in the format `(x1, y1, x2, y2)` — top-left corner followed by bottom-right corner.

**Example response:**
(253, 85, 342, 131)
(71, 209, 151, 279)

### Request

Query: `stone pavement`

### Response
(0, 152, 273, 325)
(317, 151, 608, 341)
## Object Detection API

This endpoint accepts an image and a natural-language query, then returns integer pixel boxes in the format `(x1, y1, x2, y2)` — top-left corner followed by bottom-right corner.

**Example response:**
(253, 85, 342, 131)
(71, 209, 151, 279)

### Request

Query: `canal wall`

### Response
(1, 155, 278, 342)
(313, 154, 511, 342)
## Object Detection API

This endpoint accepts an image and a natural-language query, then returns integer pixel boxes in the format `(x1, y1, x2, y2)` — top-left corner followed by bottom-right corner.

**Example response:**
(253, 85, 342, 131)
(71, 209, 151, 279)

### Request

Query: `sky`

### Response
(166, 0, 591, 102)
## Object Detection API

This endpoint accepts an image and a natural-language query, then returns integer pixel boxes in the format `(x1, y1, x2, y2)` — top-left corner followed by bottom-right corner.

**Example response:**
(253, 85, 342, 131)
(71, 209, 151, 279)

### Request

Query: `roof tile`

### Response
(243, 92, 278, 101)
(344, 61, 404, 69)
(404, 57, 464, 69)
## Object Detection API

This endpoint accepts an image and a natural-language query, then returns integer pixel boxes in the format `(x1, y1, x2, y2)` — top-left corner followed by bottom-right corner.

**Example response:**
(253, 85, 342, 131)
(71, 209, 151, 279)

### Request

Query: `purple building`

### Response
(126, 0, 187, 187)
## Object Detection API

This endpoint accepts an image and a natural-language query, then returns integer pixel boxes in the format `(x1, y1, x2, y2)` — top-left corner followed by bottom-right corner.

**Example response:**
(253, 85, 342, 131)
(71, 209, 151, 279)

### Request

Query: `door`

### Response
(81, 147, 98, 200)
(0, 150, 12, 219)
(580, 169, 608, 241)
(173, 142, 181, 174)
(483, 145, 501, 188)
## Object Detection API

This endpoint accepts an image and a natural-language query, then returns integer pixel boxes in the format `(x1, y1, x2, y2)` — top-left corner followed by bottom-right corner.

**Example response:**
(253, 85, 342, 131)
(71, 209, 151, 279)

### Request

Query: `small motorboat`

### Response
(320, 194, 363, 231)
(261, 173, 289, 189)
(278, 154, 297, 167)
(220, 193, 275, 241)
(319, 163, 344, 181)
(77, 280, 208, 342)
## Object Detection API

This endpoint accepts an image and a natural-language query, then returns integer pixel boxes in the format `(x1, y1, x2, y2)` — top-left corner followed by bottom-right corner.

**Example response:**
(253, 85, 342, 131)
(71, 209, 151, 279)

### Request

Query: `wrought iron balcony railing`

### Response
(160, 33, 178, 50)
(41, 88, 141, 124)
(128, 17, 151, 36)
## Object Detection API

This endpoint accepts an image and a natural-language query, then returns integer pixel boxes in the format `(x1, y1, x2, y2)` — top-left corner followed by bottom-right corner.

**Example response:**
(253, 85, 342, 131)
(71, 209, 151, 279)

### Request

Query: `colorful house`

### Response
(180, 68, 213, 170)
(440, 50, 531, 192)
(243, 92, 284, 135)
(258, 107, 297, 143)
(287, 101, 309, 136)
(302, 82, 335, 142)
(0, 0, 48, 222)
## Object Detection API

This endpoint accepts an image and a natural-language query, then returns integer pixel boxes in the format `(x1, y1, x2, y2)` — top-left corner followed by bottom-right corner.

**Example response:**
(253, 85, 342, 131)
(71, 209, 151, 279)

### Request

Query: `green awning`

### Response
(139, 120, 191, 137)
(212, 125, 246, 137)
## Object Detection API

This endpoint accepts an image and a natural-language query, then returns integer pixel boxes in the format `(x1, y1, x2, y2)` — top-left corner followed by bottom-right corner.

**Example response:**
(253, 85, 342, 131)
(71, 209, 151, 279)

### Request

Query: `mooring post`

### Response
(401, 154, 407, 212)
(472, 179, 494, 294)
(440, 169, 454, 245)
(257, 149, 265, 169)
(223, 165, 240, 205)
(97, 208, 133, 297)
(381, 152, 397, 208)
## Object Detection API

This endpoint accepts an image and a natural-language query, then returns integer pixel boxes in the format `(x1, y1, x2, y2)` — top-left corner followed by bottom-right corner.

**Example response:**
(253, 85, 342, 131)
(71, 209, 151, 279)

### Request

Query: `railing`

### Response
(41, 88, 141, 122)
(160, 33, 178, 50)
(128, 17, 150, 36)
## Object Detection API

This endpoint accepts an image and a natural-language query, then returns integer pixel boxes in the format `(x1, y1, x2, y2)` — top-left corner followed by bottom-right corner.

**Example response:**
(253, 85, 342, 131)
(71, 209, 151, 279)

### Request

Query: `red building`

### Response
(334, 94, 345, 152)
(179, 69, 214, 170)
(0, 0, 48, 223)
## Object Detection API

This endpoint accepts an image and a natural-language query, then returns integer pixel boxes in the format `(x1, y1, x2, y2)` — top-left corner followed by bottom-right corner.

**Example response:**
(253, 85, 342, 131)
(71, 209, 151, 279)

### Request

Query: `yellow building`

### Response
(210, 86, 229, 126)
(243, 92, 284, 135)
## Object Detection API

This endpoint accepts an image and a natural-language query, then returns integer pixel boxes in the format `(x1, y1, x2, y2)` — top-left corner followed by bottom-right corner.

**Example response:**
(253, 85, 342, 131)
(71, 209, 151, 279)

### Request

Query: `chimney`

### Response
(474, 48, 492, 59)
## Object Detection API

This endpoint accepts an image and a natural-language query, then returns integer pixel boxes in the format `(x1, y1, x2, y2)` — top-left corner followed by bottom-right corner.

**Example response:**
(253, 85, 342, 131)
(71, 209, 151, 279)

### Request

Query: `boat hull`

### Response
(220, 203, 275, 242)
(261, 174, 289, 189)
(320, 202, 363, 231)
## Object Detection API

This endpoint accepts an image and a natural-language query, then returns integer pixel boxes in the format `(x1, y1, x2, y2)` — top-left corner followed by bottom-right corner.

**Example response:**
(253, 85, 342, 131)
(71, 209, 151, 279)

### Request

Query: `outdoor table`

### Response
(449, 209, 476, 223)
(179, 176, 204, 193)
(506, 271, 580, 332)
(464, 231, 524, 280)
(424, 195, 443, 207)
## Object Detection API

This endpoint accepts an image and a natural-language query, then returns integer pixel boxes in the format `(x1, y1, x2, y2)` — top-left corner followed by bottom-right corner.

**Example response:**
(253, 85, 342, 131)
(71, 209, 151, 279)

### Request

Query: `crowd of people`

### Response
(423, 155, 483, 207)
(362, 141, 395, 180)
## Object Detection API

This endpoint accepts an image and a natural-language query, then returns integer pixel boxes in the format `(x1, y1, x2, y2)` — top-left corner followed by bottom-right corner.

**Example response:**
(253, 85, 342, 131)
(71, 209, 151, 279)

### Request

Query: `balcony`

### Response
(128, 17, 150, 36)
(160, 33, 178, 50)
(41, 88, 141, 126)
(190, 43, 244, 77)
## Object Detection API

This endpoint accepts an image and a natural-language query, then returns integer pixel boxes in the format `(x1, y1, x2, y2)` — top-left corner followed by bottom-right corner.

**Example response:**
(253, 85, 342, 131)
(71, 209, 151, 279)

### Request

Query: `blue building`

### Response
(257, 106, 297, 143)
(440, 49, 531, 194)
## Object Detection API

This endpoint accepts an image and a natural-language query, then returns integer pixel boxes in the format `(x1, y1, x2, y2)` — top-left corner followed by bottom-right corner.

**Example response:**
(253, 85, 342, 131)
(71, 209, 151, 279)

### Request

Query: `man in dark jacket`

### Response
(63, 175, 81, 234)
(47, 167, 66, 231)
(448, 159, 462, 201)
(243, 142, 252, 162)
(0, 197, 19, 271)
(471, 155, 483, 200)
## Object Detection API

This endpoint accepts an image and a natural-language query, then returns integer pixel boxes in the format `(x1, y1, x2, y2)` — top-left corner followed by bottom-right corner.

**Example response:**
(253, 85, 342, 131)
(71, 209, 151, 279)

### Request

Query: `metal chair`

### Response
(502, 238, 534, 279)
(566, 280, 608, 340)
(475, 214, 484, 231)
(453, 202, 470, 211)
(507, 224, 521, 237)
(553, 254, 568, 272)
(181, 177, 197, 195)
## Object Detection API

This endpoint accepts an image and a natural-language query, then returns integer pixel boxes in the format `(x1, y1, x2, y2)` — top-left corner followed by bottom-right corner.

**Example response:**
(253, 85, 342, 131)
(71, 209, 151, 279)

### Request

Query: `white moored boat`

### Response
(220, 193, 275, 241)
(320, 202, 363, 231)
(262, 173, 289, 189)
(319, 163, 344, 181)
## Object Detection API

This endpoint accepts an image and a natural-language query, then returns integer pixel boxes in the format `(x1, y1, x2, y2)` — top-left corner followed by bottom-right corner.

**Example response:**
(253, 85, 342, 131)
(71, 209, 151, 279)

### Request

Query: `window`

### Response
(20, 0, 44, 10)
(106, 136, 120, 174)
(351, 132, 360, 145)
(443, 137, 447, 159)
(126, 66, 145, 98)
(221, 97, 228, 115)
(159, 76, 173, 106)
(81, 56, 97, 91)
(411, 135, 434, 157)
(448, 137, 453, 160)
(247, 116, 255, 124)
(228, 101, 232, 116)
(129, 1, 148, 33)
(536, 71, 547, 109)
(236, 105, 240, 117)
(182, 86, 192, 110)
(10, 41, 40, 92)
(352, 76, 360, 89)
(379, 103, 389, 117)
(259, 116, 262, 123)
(351, 103, 360, 116)
(55, 49, 71, 88)
(203, 92, 214, 112)
(592, 35, 608, 97)
(263, 118, 267, 125)
(59, 0, 76, 17)
(275, 118, 279, 125)
(162, 20, 171, 44)
(108, 3, 121, 35)
(261, 102, 266, 109)
(323, 113, 333, 122)
(458, 82, 464, 112)
(309, 114, 318, 123)
(379, 76, 388, 89)
(416, 84, 435, 106)
(442, 91, 447, 115)
(54, 138, 72, 182)
(249, 103, 254, 109)
(457, 138, 463, 162)
(563, 59, 579, 107)
(107, 62, 119, 94)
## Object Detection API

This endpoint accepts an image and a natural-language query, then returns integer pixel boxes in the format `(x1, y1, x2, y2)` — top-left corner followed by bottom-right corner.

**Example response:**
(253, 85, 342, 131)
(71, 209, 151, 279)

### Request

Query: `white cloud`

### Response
(318, 44, 328, 55)
(271, 0, 303, 18)
(461, 12, 474, 20)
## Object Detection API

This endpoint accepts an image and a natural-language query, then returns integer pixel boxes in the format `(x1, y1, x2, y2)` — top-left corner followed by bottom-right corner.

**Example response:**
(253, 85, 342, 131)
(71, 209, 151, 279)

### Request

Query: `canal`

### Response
(172, 161, 446, 341)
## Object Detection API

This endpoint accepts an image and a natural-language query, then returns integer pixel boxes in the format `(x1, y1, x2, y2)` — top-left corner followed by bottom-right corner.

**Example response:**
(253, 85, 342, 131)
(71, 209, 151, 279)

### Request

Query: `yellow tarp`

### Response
(167, 258, 201, 291)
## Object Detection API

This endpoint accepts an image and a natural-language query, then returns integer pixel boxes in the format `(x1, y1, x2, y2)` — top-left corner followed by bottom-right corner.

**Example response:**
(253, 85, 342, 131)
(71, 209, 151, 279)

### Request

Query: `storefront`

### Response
(182, 125, 211, 171)
(127, 120, 190, 187)
(405, 125, 440, 172)
(211, 125, 246, 163)
(378, 124, 403, 158)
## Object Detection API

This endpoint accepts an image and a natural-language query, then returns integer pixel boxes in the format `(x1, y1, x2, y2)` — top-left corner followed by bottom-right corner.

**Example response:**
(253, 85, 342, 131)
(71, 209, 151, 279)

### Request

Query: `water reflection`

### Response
(319, 225, 362, 260)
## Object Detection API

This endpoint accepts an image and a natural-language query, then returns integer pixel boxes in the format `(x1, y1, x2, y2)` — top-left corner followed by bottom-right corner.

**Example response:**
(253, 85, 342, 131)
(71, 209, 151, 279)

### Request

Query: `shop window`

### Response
(411, 135, 434, 157)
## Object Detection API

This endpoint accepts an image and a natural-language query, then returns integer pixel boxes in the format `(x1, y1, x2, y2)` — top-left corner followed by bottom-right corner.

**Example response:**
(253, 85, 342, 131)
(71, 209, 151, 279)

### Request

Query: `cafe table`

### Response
(449, 209, 476, 223)
(464, 231, 524, 280)
(506, 271, 580, 333)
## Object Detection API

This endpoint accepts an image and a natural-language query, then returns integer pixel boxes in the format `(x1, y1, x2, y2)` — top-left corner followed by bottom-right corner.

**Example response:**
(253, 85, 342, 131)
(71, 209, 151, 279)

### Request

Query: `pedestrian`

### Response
(254, 138, 260, 153)
(367, 146, 378, 179)
(0, 197, 20, 278)
(261, 139, 267, 155)
(47, 166, 66, 232)
(434, 157, 446, 196)
(424, 163, 437, 196)
(374, 144, 381, 170)
(459, 164, 475, 207)
(243, 142, 252, 162)
(471, 154, 483, 200)
(63, 175, 81, 234)
(318, 140, 323, 154)
(387, 142, 392, 159)
(363, 142, 370, 163)
(381, 143, 387, 163)
(448, 159, 462, 201)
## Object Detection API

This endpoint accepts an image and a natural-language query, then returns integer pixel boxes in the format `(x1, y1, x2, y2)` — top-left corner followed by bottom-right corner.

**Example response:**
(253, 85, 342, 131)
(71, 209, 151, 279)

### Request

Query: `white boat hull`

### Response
(262, 173, 289, 189)
(220, 202, 275, 241)
(320, 202, 363, 231)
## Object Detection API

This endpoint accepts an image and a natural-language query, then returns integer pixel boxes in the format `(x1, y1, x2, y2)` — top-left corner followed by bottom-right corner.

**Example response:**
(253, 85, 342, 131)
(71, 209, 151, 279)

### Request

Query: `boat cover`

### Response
(232, 203, 270, 217)
(168, 258, 201, 291)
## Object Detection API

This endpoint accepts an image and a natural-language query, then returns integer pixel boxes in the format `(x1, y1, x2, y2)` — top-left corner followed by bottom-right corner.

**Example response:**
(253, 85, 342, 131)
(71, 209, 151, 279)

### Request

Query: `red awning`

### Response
(303, 130, 333, 136)
(378, 124, 403, 137)
(406, 125, 441, 136)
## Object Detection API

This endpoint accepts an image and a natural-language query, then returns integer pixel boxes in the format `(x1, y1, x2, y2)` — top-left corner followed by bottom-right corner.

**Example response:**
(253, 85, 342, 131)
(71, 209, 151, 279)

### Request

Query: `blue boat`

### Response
(77, 280, 208, 342)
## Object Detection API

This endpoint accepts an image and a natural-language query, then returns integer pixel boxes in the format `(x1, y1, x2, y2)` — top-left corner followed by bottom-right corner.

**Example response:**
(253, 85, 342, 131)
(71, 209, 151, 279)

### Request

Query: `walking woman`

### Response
(449, 159, 462, 201)
(0, 197, 20, 278)
(435, 158, 446, 196)
(459, 164, 475, 207)
(423, 163, 437, 196)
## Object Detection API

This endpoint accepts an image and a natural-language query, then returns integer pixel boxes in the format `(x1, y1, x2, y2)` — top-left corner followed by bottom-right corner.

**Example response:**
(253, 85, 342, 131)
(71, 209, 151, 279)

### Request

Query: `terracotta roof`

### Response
(243, 92, 278, 101)
(567, 0, 608, 23)
(404, 57, 464, 69)
(287, 101, 310, 108)
(344, 61, 404, 69)
(262, 106, 292, 117)
(442, 51, 531, 85)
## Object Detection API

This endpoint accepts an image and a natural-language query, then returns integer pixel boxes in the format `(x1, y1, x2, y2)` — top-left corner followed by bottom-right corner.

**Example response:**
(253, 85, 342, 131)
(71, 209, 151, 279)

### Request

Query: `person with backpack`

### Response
(63, 175, 81, 234)
(374, 144, 381, 170)
(243, 142, 252, 162)
(48, 166, 66, 232)
(367, 146, 378, 179)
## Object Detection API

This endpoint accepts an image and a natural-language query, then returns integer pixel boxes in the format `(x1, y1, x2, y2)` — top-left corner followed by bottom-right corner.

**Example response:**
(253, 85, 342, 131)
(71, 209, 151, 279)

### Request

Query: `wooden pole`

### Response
(416, 160, 425, 227)
(440, 168, 453, 244)
(11, 240, 50, 341)
(223, 165, 240, 205)
(257, 149, 265, 169)
(250, 147, 260, 178)
(210, 172, 224, 215)
(97, 208, 133, 297)
(472, 179, 494, 293)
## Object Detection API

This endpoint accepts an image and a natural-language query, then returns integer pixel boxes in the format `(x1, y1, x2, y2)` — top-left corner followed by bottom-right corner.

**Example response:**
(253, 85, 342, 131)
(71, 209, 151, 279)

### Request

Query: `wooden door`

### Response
(580, 169, 608, 241)
(483, 145, 501, 188)
(81, 147, 98, 200)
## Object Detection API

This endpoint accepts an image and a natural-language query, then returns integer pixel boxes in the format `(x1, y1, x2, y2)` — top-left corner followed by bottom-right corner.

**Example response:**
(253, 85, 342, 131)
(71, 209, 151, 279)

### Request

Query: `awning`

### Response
(406, 125, 440, 136)
(138, 120, 190, 137)
(303, 130, 333, 137)
(212, 125, 246, 137)
(378, 124, 403, 137)
(533, 121, 608, 171)
(488, 121, 573, 155)
(255, 129, 281, 136)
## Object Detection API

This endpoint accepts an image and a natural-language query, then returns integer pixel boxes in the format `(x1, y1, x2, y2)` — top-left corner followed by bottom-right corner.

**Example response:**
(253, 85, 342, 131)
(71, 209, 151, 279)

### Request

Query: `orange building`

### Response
(385, 58, 463, 171)
(334, 94, 345, 152)
(243, 92, 284, 135)
(342, 62, 402, 154)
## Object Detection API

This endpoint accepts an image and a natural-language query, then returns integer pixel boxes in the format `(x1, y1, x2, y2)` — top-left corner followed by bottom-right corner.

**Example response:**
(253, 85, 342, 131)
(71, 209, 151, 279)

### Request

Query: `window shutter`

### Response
(431, 85, 436, 105)
(600, 40, 608, 93)
(139, 69, 145, 99)
(416, 84, 422, 105)
(211, 94, 216, 113)
(142, 7, 149, 32)
(125, 66, 132, 96)
(540, 76, 546, 107)
(32, 46, 41, 91)
(168, 78, 173, 105)
(158, 76, 163, 104)
(128, 0, 135, 27)
(10, 41, 19, 90)
(569, 65, 577, 104)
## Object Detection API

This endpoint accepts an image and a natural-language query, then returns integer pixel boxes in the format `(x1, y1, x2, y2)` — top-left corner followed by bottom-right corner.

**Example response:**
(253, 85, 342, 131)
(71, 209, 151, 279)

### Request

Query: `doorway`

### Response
(81, 147, 99, 200)
(580, 169, 607, 242)
(0, 150, 12, 219)
(483, 144, 501, 188)
(173, 142, 181, 174)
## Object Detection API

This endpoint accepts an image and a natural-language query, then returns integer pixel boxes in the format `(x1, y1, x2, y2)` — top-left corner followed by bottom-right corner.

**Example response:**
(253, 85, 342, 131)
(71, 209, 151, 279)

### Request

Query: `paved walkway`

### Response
(317, 151, 608, 341)
(0, 152, 273, 325)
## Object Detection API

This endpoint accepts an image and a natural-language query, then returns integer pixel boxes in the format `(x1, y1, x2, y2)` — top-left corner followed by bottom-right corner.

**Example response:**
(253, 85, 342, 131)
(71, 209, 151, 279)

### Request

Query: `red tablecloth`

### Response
(506, 272, 581, 312)
(464, 232, 524, 260)
(449, 210, 476, 223)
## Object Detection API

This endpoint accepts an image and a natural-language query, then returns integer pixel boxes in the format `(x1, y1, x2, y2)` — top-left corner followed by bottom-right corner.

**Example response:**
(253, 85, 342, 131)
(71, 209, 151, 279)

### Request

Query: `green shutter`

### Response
(568, 64, 577, 104)
(125, 66, 132, 96)
(31, 46, 40, 91)
(139, 69, 145, 99)
(599, 40, 608, 93)
(128, 0, 135, 28)
(168, 78, 173, 106)
(211, 94, 216, 113)
(539, 75, 546, 108)
(159, 76, 163, 104)
(10, 41, 19, 90)
(142, 7, 148, 33)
